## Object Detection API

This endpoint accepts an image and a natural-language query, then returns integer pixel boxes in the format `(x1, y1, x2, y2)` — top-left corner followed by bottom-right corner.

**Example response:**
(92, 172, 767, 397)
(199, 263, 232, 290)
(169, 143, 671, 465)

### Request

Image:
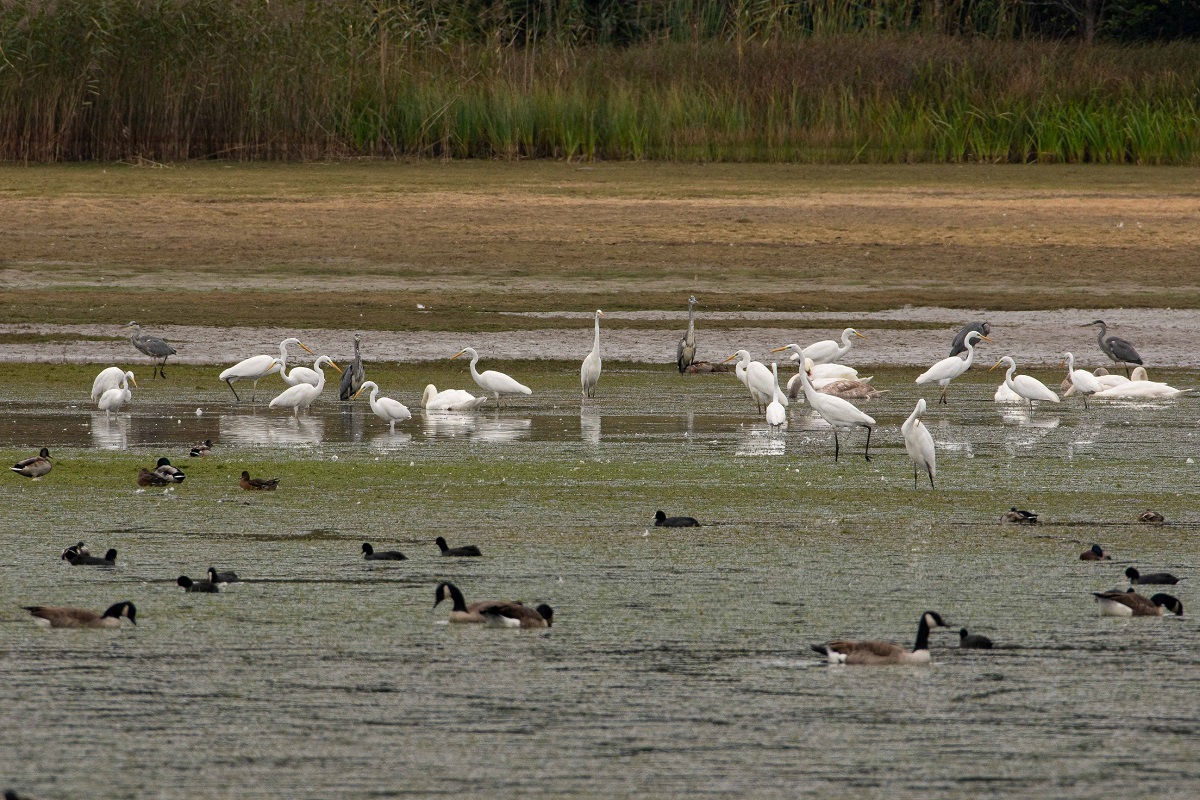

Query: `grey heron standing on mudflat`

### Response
(676, 295, 698, 372)
(339, 333, 365, 401)
(949, 321, 991, 357)
(1082, 320, 1142, 377)
(123, 322, 176, 378)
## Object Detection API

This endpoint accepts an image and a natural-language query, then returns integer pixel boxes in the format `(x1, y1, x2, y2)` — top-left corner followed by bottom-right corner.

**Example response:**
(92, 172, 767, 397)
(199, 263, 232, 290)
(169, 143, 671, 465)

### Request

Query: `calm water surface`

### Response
(1, 369, 1198, 798)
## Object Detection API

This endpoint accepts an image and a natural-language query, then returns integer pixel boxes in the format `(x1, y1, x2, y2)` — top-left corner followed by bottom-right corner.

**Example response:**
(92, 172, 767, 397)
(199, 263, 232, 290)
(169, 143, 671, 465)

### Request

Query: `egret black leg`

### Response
(863, 425, 873, 462)
(833, 430, 840, 462)
(225, 379, 241, 402)
(927, 467, 935, 489)
(912, 463, 918, 488)
(939, 386, 948, 404)
(1083, 395, 1088, 410)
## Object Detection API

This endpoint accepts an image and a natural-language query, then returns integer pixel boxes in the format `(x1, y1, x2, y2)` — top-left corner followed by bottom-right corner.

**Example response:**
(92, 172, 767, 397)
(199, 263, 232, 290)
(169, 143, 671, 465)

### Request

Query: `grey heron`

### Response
(676, 295, 697, 372)
(122, 321, 176, 378)
(949, 321, 991, 357)
(1082, 320, 1142, 376)
(339, 333, 366, 401)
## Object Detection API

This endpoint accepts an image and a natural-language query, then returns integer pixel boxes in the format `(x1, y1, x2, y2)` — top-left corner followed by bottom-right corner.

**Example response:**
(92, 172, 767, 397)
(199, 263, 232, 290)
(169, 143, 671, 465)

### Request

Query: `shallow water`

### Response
(2, 368, 1198, 799)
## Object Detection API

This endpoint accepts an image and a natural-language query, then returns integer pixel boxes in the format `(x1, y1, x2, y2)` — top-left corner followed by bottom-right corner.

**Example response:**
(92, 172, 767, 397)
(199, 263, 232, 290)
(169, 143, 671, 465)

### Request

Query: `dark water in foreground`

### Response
(1, 371, 1198, 798)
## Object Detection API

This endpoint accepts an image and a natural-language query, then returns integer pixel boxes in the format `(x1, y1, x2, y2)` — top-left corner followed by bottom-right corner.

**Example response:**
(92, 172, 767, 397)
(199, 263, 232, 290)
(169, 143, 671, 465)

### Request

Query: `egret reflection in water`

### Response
(90, 412, 129, 450)
(220, 413, 326, 447)
(580, 409, 601, 444)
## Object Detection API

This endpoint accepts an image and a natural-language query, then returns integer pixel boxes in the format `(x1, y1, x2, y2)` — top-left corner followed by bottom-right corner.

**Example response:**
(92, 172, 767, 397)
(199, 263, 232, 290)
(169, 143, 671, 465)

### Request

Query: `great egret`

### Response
(1061, 352, 1101, 408)
(811, 611, 948, 666)
(277, 338, 320, 387)
(950, 321, 991, 357)
(451, 347, 532, 406)
(434, 582, 553, 628)
(352, 380, 412, 431)
(11, 448, 52, 479)
(581, 309, 603, 398)
(902, 398, 936, 488)
(723, 350, 783, 412)
(97, 371, 136, 418)
(989, 356, 1060, 414)
(339, 333, 366, 401)
(766, 362, 787, 430)
(91, 367, 133, 401)
(677, 295, 698, 372)
(774, 346, 875, 461)
(268, 355, 341, 417)
(801, 328, 866, 365)
(219, 356, 282, 402)
(1082, 320, 1142, 376)
(122, 322, 175, 378)
(422, 384, 487, 411)
(1092, 368, 1189, 399)
(240, 471, 280, 491)
(916, 330, 992, 403)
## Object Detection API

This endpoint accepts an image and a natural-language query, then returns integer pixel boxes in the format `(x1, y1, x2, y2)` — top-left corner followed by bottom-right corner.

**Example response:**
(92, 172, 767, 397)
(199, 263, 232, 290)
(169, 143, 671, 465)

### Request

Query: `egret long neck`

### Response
(1004, 362, 1017, 389)
(469, 352, 482, 382)
(592, 316, 601, 354)
(961, 339, 978, 368)
(278, 341, 291, 371)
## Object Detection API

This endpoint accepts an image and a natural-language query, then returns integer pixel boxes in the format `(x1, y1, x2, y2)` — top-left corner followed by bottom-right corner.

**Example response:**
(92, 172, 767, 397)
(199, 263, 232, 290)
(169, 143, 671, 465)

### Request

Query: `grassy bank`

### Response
(1, 1, 1198, 164)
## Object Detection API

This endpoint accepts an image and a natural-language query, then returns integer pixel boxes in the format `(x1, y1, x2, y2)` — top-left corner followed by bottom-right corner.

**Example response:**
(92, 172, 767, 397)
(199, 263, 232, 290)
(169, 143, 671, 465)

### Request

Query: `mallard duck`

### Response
(1138, 509, 1165, 524)
(154, 458, 186, 483)
(11, 448, 52, 479)
(434, 582, 553, 628)
(240, 471, 280, 491)
(189, 439, 213, 457)
(812, 611, 948, 665)
(655, 510, 700, 527)
(436, 536, 481, 557)
(1001, 507, 1038, 524)
(137, 468, 171, 488)
(362, 542, 406, 561)
(23, 601, 136, 628)
(1093, 590, 1183, 617)
(1079, 544, 1111, 561)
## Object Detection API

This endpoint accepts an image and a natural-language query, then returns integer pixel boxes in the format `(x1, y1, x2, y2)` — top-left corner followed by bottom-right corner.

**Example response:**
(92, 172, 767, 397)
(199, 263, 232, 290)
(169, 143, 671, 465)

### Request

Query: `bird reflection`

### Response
(90, 412, 129, 450)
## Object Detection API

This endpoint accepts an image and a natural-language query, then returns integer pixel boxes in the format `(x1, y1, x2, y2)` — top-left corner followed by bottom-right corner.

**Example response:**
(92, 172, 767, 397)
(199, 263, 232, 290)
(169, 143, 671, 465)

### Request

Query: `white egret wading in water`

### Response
(772, 346, 874, 461)
(422, 385, 487, 411)
(279, 338, 323, 387)
(1061, 352, 1101, 409)
(989, 356, 1059, 414)
(723, 350, 785, 413)
(902, 398, 936, 488)
(766, 362, 787, 430)
(91, 367, 131, 401)
(916, 330, 992, 404)
(268, 356, 341, 417)
(122, 322, 176, 379)
(451, 347, 532, 406)
(581, 310, 603, 398)
(800, 328, 866, 365)
(352, 381, 411, 432)
(1082, 320, 1142, 377)
(98, 372, 136, 418)
(220, 336, 311, 401)
(676, 295, 697, 372)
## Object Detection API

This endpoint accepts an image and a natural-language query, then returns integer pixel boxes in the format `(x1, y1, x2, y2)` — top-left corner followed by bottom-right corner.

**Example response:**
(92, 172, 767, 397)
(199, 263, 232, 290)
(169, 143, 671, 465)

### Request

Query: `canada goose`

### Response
(1138, 509, 1165, 524)
(654, 510, 700, 528)
(240, 471, 280, 491)
(11, 448, 52, 479)
(812, 611, 948, 665)
(362, 542, 406, 561)
(189, 439, 213, 457)
(434, 582, 553, 628)
(1094, 590, 1182, 617)
(207, 567, 239, 584)
(1125, 567, 1180, 586)
(137, 468, 171, 488)
(154, 457, 186, 483)
(68, 548, 117, 566)
(23, 601, 136, 629)
(436, 536, 481, 557)
(1001, 507, 1038, 524)
(959, 628, 994, 649)
(177, 575, 219, 593)
(60, 541, 89, 560)
(1080, 544, 1111, 561)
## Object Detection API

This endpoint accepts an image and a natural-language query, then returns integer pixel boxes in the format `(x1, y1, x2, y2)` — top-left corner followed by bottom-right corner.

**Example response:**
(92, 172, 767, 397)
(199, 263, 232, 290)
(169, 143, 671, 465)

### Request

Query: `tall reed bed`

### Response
(1, 1, 1197, 163)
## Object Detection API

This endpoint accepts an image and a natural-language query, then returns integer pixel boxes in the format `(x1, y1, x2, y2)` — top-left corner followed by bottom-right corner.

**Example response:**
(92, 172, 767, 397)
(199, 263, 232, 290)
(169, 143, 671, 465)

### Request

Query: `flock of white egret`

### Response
(88, 307, 1191, 489)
